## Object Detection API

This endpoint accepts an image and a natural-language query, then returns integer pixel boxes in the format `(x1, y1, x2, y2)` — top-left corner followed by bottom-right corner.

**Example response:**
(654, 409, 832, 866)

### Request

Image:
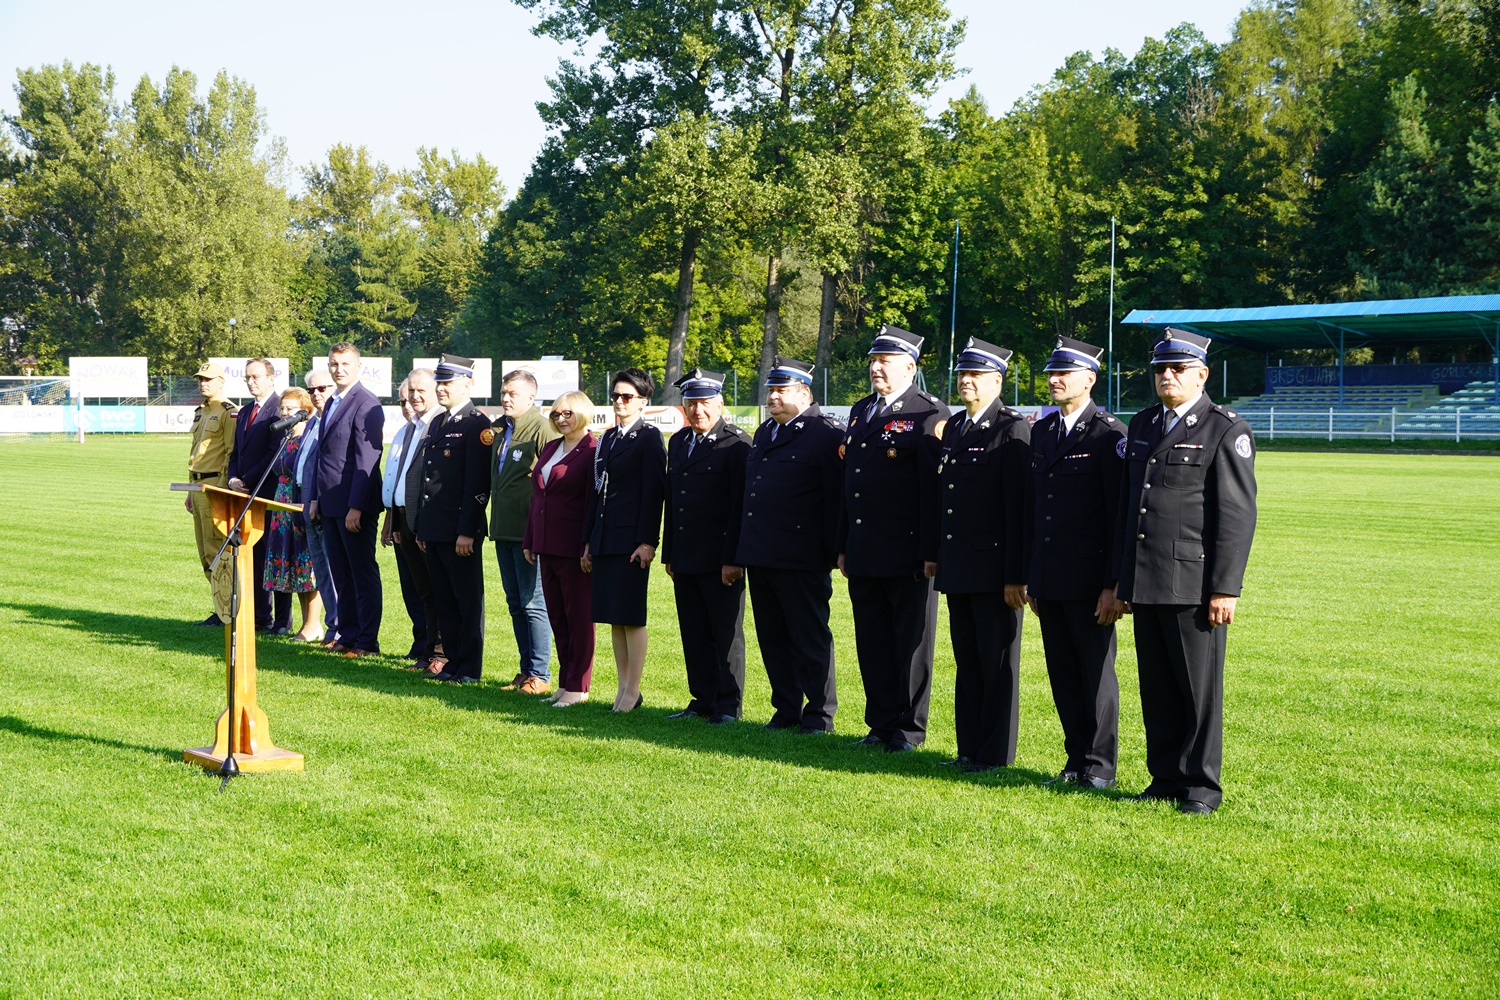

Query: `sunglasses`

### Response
(308, 384, 334, 393)
(609, 392, 640, 403)
(1152, 363, 1198, 375)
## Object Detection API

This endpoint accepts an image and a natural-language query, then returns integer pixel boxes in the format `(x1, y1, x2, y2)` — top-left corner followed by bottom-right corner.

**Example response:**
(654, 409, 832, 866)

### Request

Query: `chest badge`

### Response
(886, 447, 898, 458)
(512, 447, 523, 461)
(1185, 414, 1198, 427)
(479, 427, 495, 446)
(443, 448, 452, 457)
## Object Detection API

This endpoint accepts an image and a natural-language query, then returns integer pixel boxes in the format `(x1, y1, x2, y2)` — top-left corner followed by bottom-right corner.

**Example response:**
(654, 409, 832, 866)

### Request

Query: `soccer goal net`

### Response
(0, 376, 73, 406)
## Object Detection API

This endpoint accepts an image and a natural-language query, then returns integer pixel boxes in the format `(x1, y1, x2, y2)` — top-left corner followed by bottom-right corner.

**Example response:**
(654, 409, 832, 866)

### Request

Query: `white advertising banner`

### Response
(148, 405, 200, 433)
(69, 356, 148, 398)
(209, 357, 291, 398)
(503, 359, 579, 401)
(313, 356, 393, 398)
(0, 405, 66, 434)
(380, 405, 406, 444)
(411, 358, 494, 399)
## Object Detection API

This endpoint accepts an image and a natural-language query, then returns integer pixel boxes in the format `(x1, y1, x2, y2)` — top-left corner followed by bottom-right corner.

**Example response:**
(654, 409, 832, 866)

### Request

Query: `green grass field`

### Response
(0, 436, 1496, 998)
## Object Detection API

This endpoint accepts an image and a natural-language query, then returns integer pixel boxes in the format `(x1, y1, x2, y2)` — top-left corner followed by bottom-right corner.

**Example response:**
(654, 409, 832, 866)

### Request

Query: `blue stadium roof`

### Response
(1122, 294, 1500, 350)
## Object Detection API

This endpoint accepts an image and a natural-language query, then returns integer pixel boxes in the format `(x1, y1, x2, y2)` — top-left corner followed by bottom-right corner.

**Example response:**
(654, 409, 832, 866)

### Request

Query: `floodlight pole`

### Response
(946, 221, 960, 404)
(1107, 216, 1116, 411)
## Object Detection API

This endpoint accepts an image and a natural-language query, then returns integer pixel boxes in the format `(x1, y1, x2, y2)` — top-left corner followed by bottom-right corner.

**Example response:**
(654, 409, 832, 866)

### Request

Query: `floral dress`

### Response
(263, 434, 315, 593)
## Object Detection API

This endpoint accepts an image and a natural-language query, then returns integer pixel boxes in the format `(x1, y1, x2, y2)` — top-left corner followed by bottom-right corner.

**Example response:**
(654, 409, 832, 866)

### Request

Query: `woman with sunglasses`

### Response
(523, 391, 598, 707)
(584, 368, 667, 712)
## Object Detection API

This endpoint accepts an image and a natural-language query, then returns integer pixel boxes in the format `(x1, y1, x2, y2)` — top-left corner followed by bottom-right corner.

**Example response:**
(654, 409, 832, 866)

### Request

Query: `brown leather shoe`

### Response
(422, 657, 448, 677)
(342, 648, 376, 659)
(517, 676, 552, 695)
(498, 673, 526, 691)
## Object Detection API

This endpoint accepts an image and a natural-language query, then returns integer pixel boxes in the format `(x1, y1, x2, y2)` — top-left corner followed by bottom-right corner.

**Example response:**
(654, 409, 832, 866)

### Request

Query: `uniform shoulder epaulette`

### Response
(1100, 412, 1117, 424)
(728, 424, 747, 437)
(919, 391, 941, 405)
(219, 400, 235, 412)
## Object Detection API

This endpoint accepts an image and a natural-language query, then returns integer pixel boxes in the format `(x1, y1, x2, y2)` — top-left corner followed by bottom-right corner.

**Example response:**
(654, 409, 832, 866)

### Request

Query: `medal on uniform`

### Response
(886, 448, 897, 458)
(444, 448, 452, 457)
(512, 448, 522, 461)
(479, 427, 495, 445)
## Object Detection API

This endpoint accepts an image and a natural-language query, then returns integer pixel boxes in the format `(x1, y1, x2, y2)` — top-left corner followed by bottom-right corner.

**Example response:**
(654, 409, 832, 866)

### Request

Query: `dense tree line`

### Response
(4, 1, 1499, 405)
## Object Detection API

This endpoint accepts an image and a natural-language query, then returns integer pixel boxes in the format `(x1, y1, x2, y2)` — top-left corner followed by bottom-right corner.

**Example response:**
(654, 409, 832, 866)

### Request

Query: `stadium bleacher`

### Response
(1225, 382, 1500, 439)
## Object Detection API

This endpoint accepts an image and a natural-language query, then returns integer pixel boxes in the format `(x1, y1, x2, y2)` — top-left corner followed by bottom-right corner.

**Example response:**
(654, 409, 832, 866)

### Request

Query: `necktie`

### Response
(687, 433, 698, 457)
(324, 395, 339, 425)
(248, 402, 260, 426)
(1057, 416, 1066, 447)
(770, 424, 779, 442)
(1164, 407, 1178, 434)
(496, 419, 514, 474)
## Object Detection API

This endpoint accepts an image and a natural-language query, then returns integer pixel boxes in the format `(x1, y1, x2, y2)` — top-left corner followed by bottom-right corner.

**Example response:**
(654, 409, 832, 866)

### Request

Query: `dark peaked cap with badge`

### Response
(435, 354, 476, 382)
(869, 325, 923, 360)
(765, 356, 815, 386)
(954, 337, 1012, 373)
(1044, 336, 1104, 372)
(1152, 328, 1211, 366)
(675, 368, 725, 400)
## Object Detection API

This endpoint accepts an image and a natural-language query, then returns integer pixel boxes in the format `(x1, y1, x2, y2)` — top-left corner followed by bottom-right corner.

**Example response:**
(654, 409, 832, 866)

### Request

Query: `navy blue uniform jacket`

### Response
(662, 417, 751, 574)
(734, 405, 844, 572)
(1027, 400, 1125, 601)
(586, 420, 667, 556)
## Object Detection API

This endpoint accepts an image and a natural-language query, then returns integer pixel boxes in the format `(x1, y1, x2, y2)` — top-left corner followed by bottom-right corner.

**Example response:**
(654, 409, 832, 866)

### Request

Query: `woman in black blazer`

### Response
(583, 367, 666, 712)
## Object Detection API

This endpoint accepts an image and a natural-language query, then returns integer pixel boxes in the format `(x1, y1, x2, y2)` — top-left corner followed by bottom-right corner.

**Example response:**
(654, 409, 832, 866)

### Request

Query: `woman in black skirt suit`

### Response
(583, 367, 667, 712)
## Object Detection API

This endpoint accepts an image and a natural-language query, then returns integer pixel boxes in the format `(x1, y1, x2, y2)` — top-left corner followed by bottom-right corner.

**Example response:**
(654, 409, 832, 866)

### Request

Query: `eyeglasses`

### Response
(551, 410, 575, 421)
(609, 392, 640, 403)
(1152, 363, 1198, 375)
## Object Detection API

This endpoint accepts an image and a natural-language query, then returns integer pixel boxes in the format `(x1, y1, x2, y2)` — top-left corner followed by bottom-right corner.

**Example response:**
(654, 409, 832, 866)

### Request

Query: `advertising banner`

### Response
(64, 405, 147, 433)
(0, 405, 67, 434)
(147, 405, 200, 433)
(503, 359, 579, 401)
(312, 357, 393, 398)
(209, 357, 291, 398)
(68, 357, 148, 398)
(412, 357, 494, 399)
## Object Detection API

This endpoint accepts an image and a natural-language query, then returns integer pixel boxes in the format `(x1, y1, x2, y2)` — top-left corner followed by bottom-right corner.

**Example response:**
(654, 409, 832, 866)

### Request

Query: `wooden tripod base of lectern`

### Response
(171, 482, 306, 774)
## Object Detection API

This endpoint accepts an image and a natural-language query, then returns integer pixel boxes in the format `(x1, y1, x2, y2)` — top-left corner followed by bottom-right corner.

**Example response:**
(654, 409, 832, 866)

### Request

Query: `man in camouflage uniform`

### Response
(185, 362, 236, 625)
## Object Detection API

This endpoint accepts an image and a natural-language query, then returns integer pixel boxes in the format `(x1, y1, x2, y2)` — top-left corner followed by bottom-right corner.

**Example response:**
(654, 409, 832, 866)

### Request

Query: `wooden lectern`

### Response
(171, 482, 305, 773)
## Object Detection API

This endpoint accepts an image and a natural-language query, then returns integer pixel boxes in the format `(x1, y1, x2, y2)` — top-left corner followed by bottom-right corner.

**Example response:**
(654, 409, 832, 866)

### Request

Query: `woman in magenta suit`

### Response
(523, 391, 598, 707)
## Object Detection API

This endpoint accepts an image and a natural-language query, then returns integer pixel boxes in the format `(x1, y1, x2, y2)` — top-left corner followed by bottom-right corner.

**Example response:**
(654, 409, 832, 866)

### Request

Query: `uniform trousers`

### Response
(424, 540, 485, 680)
(495, 540, 551, 681)
(538, 554, 593, 692)
(747, 567, 837, 732)
(1132, 603, 1225, 809)
(1035, 598, 1119, 779)
(947, 592, 1023, 766)
(191, 474, 232, 620)
(848, 574, 937, 745)
(672, 571, 746, 718)
(322, 514, 382, 652)
(392, 508, 439, 659)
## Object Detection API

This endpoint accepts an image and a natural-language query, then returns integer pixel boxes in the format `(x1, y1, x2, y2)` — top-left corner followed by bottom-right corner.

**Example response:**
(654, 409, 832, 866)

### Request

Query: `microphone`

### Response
(271, 410, 310, 432)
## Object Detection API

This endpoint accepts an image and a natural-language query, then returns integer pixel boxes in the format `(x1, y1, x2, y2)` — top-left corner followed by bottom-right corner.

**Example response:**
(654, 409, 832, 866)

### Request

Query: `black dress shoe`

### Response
(707, 714, 737, 726)
(762, 719, 798, 731)
(431, 672, 455, 682)
(444, 675, 479, 686)
(194, 614, 223, 627)
(1178, 800, 1216, 815)
(1131, 788, 1177, 803)
(885, 738, 918, 753)
(796, 725, 831, 735)
(1043, 769, 1080, 787)
(667, 708, 703, 720)
(1077, 774, 1116, 791)
(939, 756, 972, 768)
(271, 625, 292, 636)
(961, 761, 998, 773)
(852, 733, 885, 747)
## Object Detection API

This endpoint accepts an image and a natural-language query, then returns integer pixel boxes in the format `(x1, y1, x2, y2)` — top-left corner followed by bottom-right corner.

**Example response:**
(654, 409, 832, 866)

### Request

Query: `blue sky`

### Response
(0, 0, 1247, 193)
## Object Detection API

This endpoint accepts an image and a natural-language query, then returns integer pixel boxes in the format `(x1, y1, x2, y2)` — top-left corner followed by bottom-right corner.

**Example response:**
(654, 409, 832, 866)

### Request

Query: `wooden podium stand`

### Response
(172, 482, 305, 773)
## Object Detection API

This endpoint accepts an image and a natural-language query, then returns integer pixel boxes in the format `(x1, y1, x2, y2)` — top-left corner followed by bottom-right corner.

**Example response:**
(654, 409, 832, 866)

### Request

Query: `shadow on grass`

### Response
(0, 714, 180, 762)
(2, 600, 1081, 791)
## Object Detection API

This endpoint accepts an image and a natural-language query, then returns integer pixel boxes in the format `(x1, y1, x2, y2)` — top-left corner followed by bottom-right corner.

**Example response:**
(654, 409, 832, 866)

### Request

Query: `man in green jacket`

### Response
(490, 368, 561, 693)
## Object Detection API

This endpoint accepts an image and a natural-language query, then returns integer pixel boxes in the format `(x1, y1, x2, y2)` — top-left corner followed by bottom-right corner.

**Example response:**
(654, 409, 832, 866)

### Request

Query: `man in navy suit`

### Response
(307, 342, 386, 657)
(227, 357, 290, 632)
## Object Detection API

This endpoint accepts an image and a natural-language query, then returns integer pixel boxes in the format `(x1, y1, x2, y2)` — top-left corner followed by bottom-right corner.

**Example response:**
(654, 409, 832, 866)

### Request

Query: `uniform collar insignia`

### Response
(794, 420, 804, 430)
(979, 419, 990, 429)
(890, 399, 904, 413)
(1185, 414, 1198, 427)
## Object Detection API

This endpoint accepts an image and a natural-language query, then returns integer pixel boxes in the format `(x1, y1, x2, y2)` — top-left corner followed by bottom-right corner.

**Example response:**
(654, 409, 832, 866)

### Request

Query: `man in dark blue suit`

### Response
(227, 357, 290, 632)
(307, 342, 386, 657)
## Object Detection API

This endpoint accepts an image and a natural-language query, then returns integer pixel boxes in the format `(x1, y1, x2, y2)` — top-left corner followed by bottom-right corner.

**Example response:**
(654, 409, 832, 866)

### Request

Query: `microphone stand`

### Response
(207, 415, 303, 791)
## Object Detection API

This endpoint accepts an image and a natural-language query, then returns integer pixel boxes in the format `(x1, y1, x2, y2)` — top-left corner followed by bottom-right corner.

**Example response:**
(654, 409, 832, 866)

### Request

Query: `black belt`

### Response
(190, 471, 221, 481)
